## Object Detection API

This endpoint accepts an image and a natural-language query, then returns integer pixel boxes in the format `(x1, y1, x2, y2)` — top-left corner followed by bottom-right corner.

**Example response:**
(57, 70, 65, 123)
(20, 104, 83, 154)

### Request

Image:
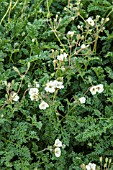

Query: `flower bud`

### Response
(80, 163, 86, 170)
(99, 156, 102, 163)
(106, 17, 109, 22)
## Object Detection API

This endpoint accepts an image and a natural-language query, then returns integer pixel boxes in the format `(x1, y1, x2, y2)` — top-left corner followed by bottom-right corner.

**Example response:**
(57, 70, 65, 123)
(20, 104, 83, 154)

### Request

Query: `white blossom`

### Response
(11, 92, 19, 101)
(81, 44, 89, 49)
(54, 147, 61, 157)
(86, 17, 94, 26)
(106, 17, 109, 22)
(63, 52, 67, 59)
(57, 54, 64, 61)
(30, 94, 39, 101)
(45, 80, 64, 93)
(57, 53, 67, 61)
(36, 83, 40, 88)
(54, 139, 62, 148)
(90, 86, 97, 95)
(45, 81, 55, 93)
(67, 31, 74, 36)
(53, 80, 64, 89)
(90, 84, 104, 95)
(86, 163, 96, 170)
(29, 88, 39, 101)
(81, 44, 86, 49)
(29, 88, 39, 95)
(96, 84, 104, 93)
(39, 101, 49, 110)
(79, 97, 86, 104)
(77, 25, 81, 29)
(32, 38, 35, 42)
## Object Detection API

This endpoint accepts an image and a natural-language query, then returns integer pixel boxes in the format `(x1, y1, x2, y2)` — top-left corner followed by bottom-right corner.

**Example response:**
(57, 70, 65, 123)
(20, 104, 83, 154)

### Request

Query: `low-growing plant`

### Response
(0, 0, 113, 169)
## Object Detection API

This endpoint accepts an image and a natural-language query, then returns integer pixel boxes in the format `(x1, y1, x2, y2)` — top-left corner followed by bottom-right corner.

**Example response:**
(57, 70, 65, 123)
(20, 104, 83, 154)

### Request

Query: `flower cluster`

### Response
(90, 84, 104, 95)
(28, 84, 49, 110)
(57, 53, 68, 61)
(29, 88, 39, 101)
(45, 80, 64, 93)
(54, 139, 63, 157)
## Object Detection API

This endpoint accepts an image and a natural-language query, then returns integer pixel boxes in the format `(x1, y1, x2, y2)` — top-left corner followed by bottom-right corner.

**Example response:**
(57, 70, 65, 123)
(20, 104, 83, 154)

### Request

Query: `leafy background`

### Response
(0, 0, 113, 169)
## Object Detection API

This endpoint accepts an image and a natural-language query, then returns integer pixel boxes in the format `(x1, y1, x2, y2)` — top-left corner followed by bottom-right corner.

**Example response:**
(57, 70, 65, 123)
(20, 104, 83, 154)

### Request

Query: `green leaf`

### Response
(36, 121, 43, 130)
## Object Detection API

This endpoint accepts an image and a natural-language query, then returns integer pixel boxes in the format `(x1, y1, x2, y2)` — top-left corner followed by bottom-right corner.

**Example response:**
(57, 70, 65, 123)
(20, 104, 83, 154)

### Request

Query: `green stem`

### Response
(46, 0, 50, 18)
(52, 29, 68, 53)
(0, 2, 11, 25)
(0, 0, 19, 25)
(79, 14, 86, 23)
(53, 89, 58, 101)
(60, 102, 78, 122)
(37, 148, 49, 154)
(36, 0, 44, 10)
(93, 9, 113, 53)
(12, 0, 19, 10)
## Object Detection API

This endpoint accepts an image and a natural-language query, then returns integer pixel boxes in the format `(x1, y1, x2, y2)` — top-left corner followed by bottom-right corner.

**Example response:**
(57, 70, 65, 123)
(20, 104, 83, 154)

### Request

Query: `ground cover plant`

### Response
(0, 0, 113, 169)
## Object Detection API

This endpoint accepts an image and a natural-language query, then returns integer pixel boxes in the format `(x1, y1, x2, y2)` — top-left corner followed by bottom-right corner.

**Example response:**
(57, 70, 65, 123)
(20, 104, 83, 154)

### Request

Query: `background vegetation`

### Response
(0, 0, 113, 169)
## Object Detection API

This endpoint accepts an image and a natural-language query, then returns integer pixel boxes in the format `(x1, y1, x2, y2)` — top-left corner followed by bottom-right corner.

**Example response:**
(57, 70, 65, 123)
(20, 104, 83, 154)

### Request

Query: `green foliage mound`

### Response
(0, 0, 113, 169)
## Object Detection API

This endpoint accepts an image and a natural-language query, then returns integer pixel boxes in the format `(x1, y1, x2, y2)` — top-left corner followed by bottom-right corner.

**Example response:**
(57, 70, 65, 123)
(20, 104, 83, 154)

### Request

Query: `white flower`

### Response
(57, 54, 64, 61)
(11, 92, 19, 101)
(81, 44, 86, 49)
(45, 81, 55, 93)
(45, 80, 64, 93)
(79, 97, 86, 104)
(90, 84, 104, 95)
(29, 88, 39, 95)
(90, 86, 97, 95)
(63, 52, 67, 59)
(96, 84, 104, 93)
(86, 163, 96, 170)
(54, 139, 62, 148)
(29, 88, 39, 101)
(86, 17, 94, 26)
(67, 31, 74, 36)
(36, 83, 40, 88)
(81, 44, 89, 49)
(39, 101, 49, 110)
(53, 80, 64, 89)
(77, 25, 81, 29)
(57, 53, 67, 61)
(30, 94, 39, 101)
(54, 147, 61, 157)
(32, 38, 35, 42)
(106, 17, 109, 22)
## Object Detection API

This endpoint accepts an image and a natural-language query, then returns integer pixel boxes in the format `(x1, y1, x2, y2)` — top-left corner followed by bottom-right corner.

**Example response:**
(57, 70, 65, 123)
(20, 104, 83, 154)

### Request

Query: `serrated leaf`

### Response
(36, 121, 42, 130)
